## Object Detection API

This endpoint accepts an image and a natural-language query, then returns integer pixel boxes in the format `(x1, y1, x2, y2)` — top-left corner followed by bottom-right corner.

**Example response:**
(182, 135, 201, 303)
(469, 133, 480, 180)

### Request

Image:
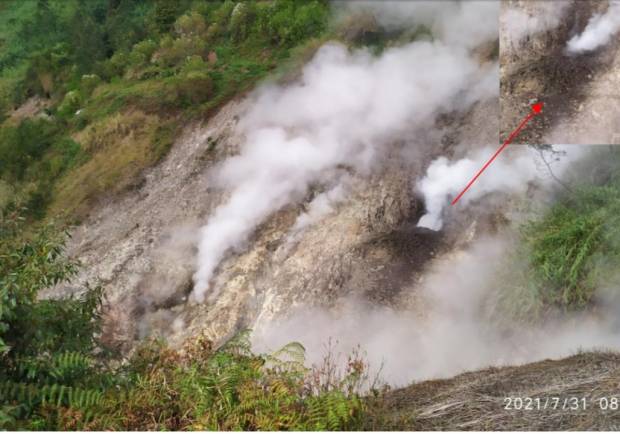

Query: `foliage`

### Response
(0, 117, 80, 218)
(0, 0, 333, 224)
(84, 333, 366, 431)
(498, 152, 620, 319)
(0, 209, 370, 430)
(0, 118, 60, 181)
(0, 207, 116, 430)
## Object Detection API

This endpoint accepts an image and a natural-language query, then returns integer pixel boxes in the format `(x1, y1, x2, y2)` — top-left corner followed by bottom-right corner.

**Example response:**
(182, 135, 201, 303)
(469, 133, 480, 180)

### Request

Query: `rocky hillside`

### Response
(4, 1, 620, 430)
(43, 91, 498, 353)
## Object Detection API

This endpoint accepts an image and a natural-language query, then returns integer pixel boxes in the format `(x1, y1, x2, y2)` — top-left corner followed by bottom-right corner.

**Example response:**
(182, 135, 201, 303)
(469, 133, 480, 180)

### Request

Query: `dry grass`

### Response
(371, 351, 620, 430)
(49, 110, 172, 219)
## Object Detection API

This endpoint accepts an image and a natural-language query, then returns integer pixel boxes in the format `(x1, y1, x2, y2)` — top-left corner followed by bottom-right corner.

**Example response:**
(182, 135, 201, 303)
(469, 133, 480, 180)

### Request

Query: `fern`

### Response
(49, 351, 93, 383)
(0, 380, 103, 417)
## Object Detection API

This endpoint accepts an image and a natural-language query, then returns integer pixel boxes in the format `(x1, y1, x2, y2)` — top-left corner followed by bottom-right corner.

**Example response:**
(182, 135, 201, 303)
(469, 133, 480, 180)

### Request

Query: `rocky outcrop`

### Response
(43, 88, 497, 352)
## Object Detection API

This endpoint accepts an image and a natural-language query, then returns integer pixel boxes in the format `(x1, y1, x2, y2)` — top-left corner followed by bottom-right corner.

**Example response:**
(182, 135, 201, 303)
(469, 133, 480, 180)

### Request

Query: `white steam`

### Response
(500, 1, 572, 47)
(192, 2, 499, 303)
(290, 178, 351, 236)
(338, 0, 499, 50)
(416, 146, 585, 231)
(566, 1, 620, 54)
(253, 230, 620, 386)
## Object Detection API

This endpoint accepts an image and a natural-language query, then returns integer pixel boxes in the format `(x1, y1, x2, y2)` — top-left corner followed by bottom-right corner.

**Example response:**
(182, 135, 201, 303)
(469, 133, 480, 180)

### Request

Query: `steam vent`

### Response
(2, 0, 620, 431)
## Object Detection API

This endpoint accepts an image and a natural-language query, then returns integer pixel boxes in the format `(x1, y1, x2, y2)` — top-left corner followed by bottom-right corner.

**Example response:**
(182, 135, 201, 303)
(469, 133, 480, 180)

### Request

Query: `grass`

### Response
(374, 351, 620, 430)
(0, 0, 334, 225)
(496, 152, 620, 320)
(49, 110, 171, 219)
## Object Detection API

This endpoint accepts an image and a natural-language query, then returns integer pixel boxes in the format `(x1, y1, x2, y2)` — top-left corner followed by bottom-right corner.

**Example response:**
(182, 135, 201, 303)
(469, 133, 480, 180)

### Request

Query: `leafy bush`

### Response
(260, 0, 329, 46)
(83, 333, 366, 431)
(174, 10, 207, 38)
(0, 211, 369, 429)
(79, 74, 101, 97)
(0, 208, 116, 430)
(57, 90, 81, 118)
(0, 118, 59, 181)
(229, 2, 257, 42)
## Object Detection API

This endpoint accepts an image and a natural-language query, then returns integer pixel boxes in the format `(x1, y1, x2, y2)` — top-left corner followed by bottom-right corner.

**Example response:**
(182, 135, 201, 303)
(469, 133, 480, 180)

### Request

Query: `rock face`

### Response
(42, 83, 498, 352)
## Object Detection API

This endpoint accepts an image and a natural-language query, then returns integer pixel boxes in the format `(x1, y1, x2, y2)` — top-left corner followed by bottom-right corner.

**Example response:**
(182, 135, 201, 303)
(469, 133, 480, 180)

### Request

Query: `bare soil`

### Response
(501, 0, 620, 145)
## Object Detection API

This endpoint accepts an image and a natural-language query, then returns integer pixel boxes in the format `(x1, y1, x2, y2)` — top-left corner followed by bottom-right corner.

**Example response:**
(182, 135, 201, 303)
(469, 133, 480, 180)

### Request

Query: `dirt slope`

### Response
(500, 0, 620, 144)
(41, 88, 498, 352)
(373, 352, 620, 431)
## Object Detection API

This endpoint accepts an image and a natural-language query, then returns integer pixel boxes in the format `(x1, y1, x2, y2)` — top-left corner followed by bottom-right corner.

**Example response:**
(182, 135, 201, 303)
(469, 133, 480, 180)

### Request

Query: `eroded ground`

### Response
(501, 0, 620, 144)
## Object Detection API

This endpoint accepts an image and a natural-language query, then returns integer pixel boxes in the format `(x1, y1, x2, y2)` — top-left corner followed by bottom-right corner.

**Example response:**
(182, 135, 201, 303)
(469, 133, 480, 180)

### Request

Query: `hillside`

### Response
(0, 0, 331, 220)
(2, 1, 620, 431)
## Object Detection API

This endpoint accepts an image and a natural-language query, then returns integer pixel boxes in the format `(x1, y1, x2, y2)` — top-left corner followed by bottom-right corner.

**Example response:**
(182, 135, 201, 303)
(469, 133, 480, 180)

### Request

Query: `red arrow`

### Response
(451, 102, 544, 206)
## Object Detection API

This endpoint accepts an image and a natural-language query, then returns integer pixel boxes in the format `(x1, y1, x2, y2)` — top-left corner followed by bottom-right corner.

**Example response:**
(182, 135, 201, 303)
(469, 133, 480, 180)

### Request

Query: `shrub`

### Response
(261, 0, 329, 46)
(79, 74, 101, 97)
(153, 34, 207, 68)
(84, 333, 366, 431)
(0, 210, 116, 430)
(57, 90, 81, 118)
(176, 70, 214, 105)
(498, 181, 620, 319)
(229, 2, 257, 42)
(0, 118, 59, 181)
(174, 11, 207, 38)
(128, 40, 158, 70)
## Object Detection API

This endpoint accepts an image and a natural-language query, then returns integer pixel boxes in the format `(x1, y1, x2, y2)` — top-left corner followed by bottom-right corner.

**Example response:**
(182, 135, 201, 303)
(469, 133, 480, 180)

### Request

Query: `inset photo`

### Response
(501, 0, 620, 144)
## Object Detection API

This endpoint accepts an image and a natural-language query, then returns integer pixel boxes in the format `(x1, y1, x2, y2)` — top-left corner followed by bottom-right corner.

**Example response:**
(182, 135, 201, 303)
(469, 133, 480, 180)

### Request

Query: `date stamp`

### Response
(503, 396, 620, 411)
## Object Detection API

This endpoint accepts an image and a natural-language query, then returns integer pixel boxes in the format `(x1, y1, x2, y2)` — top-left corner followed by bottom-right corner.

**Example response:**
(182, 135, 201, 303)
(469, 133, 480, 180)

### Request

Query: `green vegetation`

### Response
(0, 0, 331, 221)
(0, 208, 369, 430)
(85, 335, 366, 431)
(499, 150, 620, 319)
(0, 3, 415, 429)
(0, 207, 112, 429)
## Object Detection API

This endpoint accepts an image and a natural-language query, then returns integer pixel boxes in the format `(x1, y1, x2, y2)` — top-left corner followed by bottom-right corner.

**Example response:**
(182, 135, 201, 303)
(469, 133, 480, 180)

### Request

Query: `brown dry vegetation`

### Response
(50, 110, 175, 219)
(368, 352, 620, 430)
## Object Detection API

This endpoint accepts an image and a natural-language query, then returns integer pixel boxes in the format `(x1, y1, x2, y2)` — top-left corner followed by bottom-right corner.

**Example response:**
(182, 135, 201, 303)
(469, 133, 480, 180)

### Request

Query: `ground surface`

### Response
(372, 352, 620, 430)
(501, 0, 620, 145)
(41, 91, 498, 353)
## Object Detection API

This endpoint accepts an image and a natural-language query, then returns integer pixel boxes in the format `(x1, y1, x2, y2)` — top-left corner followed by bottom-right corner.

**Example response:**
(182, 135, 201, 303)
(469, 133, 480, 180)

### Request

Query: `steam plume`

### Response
(192, 2, 499, 302)
(253, 231, 620, 385)
(338, 0, 499, 50)
(416, 146, 586, 231)
(566, 1, 620, 54)
(500, 1, 572, 48)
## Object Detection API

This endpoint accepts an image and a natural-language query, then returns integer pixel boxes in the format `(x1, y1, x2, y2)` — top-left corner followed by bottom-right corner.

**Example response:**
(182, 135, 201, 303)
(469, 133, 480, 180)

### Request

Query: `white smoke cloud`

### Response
(290, 177, 351, 236)
(416, 145, 586, 231)
(192, 2, 499, 303)
(253, 231, 620, 386)
(338, 0, 499, 50)
(500, 1, 572, 48)
(566, 1, 620, 54)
